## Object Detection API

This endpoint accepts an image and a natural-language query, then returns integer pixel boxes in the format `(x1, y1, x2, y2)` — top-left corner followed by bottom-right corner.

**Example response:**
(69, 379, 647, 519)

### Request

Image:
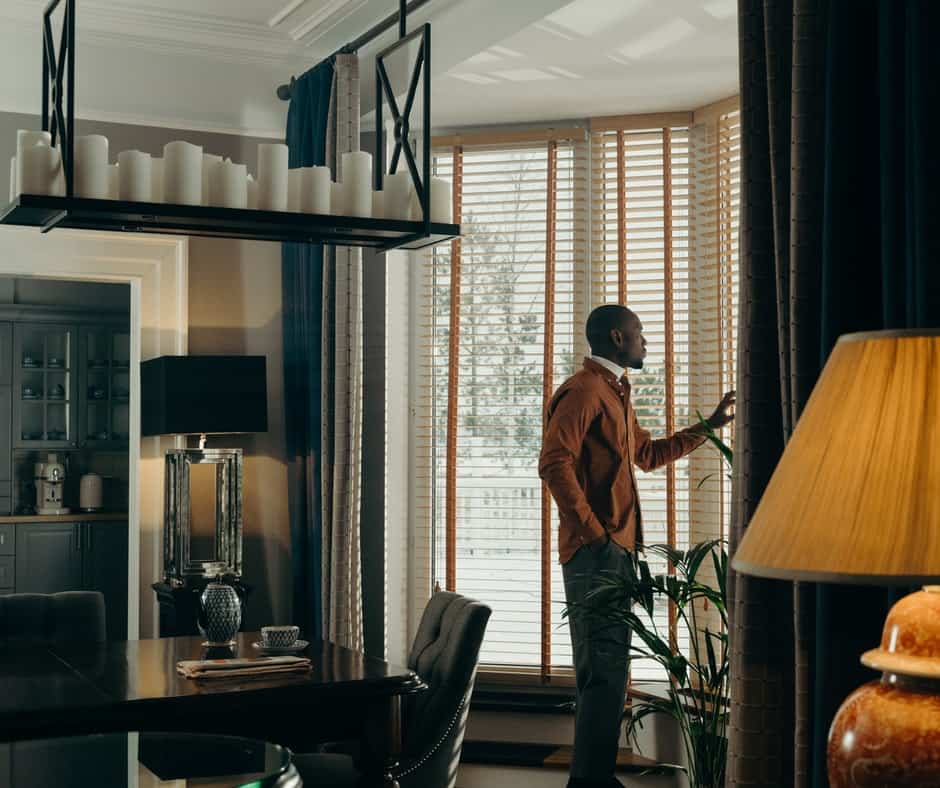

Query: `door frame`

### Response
(0, 226, 188, 638)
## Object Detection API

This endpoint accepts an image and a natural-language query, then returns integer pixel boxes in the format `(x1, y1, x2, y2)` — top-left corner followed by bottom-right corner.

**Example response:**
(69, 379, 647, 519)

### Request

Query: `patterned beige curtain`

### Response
(321, 53, 364, 651)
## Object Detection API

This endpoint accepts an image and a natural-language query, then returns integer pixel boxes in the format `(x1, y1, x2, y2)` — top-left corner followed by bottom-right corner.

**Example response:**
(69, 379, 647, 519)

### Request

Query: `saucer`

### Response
(251, 639, 309, 654)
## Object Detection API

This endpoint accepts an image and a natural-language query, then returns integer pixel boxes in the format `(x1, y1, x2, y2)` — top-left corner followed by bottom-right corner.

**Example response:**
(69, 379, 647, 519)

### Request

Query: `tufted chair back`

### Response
(0, 592, 106, 644)
(397, 591, 491, 788)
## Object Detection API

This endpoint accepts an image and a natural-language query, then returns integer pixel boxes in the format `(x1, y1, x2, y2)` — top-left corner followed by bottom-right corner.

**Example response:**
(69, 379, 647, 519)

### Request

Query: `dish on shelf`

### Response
(22, 356, 39, 368)
(112, 360, 130, 369)
(45, 429, 66, 440)
(88, 360, 108, 369)
(89, 430, 110, 441)
(21, 386, 41, 399)
(47, 358, 64, 369)
(88, 386, 107, 400)
(21, 431, 41, 440)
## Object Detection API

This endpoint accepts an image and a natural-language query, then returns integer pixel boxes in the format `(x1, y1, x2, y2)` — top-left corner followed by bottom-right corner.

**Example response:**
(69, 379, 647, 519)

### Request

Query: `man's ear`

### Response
(609, 328, 622, 347)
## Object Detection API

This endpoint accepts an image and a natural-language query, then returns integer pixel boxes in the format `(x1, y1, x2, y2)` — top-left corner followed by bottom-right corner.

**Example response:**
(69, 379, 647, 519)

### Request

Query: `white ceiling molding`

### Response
(0, 0, 311, 68)
(287, 0, 368, 43)
(268, 0, 307, 28)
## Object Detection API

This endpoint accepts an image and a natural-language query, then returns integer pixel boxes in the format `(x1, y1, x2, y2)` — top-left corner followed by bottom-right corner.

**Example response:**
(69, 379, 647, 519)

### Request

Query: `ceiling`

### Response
(435, 0, 738, 127)
(0, 0, 738, 136)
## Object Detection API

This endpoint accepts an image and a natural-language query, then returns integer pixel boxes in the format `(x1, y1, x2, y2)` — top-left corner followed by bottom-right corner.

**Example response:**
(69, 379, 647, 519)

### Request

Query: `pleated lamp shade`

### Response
(732, 329, 940, 584)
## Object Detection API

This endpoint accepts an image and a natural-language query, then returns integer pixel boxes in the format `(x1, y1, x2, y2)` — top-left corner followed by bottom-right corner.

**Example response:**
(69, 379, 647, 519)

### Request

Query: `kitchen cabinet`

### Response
(13, 523, 82, 593)
(12, 521, 128, 639)
(12, 324, 78, 449)
(78, 326, 130, 449)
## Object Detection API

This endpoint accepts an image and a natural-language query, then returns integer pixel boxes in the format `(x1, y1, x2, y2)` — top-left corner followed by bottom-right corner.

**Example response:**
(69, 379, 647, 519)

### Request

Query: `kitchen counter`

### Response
(0, 513, 128, 523)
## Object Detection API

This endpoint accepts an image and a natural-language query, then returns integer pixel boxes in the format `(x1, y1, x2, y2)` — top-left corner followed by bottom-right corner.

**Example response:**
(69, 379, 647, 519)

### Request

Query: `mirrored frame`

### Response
(163, 448, 243, 581)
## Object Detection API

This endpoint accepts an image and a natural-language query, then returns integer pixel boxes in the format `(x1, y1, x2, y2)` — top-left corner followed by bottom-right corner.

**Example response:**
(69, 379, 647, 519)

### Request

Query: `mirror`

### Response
(164, 448, 243, 581)
(189, 462, 219, 562)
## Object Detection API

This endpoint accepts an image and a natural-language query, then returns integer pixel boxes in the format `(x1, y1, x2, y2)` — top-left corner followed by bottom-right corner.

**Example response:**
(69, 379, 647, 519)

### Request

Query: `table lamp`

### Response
(732, 329, 940, 787)
(142, 355, 267, 583)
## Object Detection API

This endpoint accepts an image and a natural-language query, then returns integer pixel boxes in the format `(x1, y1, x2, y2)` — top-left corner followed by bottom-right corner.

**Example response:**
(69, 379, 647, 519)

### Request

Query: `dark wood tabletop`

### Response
(0, 633, 426, 788)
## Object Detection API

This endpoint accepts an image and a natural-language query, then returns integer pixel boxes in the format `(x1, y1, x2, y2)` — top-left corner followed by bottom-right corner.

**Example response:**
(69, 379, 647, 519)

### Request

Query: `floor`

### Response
(456, 764, 681, 787)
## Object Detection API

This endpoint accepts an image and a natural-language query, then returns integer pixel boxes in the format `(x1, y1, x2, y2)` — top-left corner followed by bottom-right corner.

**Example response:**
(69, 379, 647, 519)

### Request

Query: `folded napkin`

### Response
(177, 656, 311, 681)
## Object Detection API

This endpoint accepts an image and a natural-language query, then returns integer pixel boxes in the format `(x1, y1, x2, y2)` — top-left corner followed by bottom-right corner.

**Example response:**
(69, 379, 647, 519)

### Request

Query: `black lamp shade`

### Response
(141, 355, 268, 437)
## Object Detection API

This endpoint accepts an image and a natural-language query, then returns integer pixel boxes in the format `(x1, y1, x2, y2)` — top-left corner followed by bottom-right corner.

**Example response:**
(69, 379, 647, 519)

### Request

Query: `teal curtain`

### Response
(283, 60, 334, 642)
(729, 2, 940, 786)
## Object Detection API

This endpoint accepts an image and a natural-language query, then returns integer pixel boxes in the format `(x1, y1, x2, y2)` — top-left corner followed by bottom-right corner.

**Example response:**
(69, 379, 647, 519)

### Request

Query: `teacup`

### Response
(261, 625, 299, 649)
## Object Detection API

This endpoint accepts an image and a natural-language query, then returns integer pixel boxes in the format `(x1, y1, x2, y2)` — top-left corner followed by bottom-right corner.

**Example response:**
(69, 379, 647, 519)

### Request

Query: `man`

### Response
(539, 304, 735, 788)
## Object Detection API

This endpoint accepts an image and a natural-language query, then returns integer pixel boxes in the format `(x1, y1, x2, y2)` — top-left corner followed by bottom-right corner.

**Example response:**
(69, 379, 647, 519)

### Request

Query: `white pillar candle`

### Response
(288, 168, 302, 212)
(74, 135, 109, 199)
(15, 130, 52, 197)
(163, 141, 202, 205)
(151, 158, 164, 202)
(247, 175, 258, 209)
(9, 156, 16, 201)
(20, 144, 63, 196)
(301, 166, 331, 214)
(117, 150, 152, 202)
(341, 151, 372, 218)
(384, 171, 414, 220)
(201, 154, 222, 206)
(430, 177, 453, 223)
(372, 190, 385, 220)
(107, 164, 119, 199)
(331, 182, 346, 216)
(257, 143, 288, 211)
(214, 159, 248, 209)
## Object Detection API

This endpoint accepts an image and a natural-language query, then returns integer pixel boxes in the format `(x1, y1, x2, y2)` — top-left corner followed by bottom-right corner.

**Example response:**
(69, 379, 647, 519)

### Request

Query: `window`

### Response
(414, 103, 740, 682)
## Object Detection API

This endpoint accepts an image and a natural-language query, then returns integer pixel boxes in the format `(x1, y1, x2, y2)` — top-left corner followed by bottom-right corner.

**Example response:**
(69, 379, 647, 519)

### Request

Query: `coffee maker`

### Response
(35, 454, 69, 515)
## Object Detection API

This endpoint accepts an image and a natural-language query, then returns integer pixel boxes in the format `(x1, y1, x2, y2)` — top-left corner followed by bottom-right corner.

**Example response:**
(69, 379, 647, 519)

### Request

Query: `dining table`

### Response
(0, 632, 426, 787)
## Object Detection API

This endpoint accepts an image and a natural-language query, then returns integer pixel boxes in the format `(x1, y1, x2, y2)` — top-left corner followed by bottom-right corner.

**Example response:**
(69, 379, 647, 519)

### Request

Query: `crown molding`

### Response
(0, 0, 321, 68)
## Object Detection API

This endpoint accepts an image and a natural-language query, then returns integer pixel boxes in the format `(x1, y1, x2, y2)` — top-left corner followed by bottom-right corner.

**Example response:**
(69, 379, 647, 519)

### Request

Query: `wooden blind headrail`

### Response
(590, 111, 693, 133)
(432, 126, 587, 149)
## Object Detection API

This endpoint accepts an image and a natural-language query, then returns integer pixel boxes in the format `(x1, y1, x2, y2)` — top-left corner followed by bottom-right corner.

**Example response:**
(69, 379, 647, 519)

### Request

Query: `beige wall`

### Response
(187, 238, 288, 630)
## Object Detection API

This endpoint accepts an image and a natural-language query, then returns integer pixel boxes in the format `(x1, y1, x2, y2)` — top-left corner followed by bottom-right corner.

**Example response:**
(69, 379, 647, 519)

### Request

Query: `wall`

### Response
(186, 237, 288, 630)
(0, 111, 290, 630)
(0, 276, 130, 310)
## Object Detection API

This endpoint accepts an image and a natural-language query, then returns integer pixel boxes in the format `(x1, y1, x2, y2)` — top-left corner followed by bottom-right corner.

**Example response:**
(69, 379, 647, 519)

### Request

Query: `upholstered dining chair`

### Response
(0, 591, 106, 643)
(294, 591, 491, 788)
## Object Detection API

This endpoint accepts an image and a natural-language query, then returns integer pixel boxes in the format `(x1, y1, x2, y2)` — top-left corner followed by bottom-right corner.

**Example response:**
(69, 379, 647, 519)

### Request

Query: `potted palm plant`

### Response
(565, 415, 732, 788)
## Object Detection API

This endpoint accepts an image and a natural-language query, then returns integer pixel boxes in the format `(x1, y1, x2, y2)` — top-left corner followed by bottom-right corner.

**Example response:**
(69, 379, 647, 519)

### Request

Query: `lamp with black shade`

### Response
(142, 355, 267, 637)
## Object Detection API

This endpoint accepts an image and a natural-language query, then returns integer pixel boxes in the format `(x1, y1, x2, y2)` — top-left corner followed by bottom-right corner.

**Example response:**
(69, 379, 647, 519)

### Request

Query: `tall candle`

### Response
(331, 182, 346, 216)
(287, 169, 302, 212)
(372, 190, 385, 220)
(430, 177, 453, 223)
(341, 151, 372, 217)
(215, 159, 248, 209)
(9, 156, 16, 201)
(74, 135, 109, 199)
(258, 143, 288, 211)
(301, 166, 331, 214)
(384, 171, 414, 220)
(151, 158, 164, 202)
(117, 150, 152, 202)
(163, 141, 202, 205)
(202, 154, 222, 206)
(107, 164, 120, 199)
(20, 144, 63, 196)
(247, 175, 258, 209)
(15, 130, 51, 197)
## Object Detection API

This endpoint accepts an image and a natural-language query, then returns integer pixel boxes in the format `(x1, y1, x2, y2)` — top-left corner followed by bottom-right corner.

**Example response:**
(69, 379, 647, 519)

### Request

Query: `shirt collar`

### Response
(588, 355, 627, 381)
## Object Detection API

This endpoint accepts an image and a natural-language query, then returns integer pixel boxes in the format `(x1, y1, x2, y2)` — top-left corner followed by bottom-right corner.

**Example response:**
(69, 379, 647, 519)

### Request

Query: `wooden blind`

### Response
(418, 106, 739, 682)
(422, 138, 587, 674)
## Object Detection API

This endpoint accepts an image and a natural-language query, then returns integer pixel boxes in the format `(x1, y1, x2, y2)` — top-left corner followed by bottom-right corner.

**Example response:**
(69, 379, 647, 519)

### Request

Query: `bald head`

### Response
(586, 304, 646, 370)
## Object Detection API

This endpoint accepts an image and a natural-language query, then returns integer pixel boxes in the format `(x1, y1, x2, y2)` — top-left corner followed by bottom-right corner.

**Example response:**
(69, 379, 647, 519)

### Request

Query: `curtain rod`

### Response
(276, 0, 433, 100)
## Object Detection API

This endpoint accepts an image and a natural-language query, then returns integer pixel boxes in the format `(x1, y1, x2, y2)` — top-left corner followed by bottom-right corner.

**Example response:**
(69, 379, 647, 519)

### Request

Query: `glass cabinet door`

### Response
(81, 327, 130, 448)
(14, 324, 77, 448)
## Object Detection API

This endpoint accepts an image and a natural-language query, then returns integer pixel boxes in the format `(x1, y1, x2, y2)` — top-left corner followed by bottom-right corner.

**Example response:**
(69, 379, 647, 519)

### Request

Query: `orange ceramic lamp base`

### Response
(827, 588, 940, 786)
